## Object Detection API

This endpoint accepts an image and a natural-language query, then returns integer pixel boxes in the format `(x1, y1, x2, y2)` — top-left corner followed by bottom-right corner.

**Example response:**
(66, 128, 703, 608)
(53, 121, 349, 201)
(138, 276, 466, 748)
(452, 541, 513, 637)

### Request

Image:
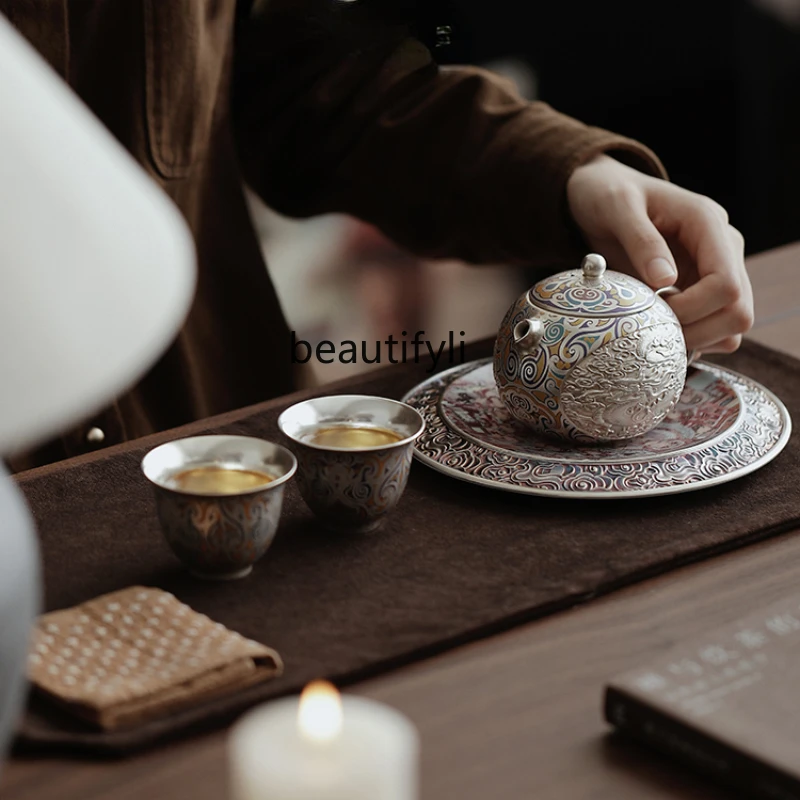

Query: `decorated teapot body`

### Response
(493, 254, 687, 441)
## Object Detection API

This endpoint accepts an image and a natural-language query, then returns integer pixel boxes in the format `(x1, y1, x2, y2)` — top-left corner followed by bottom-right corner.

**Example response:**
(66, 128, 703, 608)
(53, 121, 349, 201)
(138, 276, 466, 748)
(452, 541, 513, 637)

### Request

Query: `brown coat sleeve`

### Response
(231, 1, 667, 268)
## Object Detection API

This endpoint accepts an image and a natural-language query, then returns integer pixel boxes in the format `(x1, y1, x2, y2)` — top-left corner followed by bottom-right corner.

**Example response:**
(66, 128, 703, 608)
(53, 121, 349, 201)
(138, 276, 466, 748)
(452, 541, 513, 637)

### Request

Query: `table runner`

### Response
(14, 339, 800, 754)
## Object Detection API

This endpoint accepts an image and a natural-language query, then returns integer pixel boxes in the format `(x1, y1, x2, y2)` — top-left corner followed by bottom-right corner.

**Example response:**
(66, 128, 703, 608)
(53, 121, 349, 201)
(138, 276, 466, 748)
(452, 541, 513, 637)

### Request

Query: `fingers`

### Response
(604, 187, 678, 288)
(668, 271, 741, 326)
(667, 217, 747, 325)
(681, 299, 750, 349)
(703, 336, 742, 354)
(568, 160, 754, 355)
(674, 223, 752, 351)
(652, 190, 752, 350)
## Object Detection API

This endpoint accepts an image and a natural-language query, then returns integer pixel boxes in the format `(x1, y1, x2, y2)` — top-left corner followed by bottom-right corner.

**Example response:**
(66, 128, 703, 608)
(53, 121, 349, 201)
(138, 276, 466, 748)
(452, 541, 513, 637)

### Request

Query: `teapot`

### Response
(493, 254, 687, 441)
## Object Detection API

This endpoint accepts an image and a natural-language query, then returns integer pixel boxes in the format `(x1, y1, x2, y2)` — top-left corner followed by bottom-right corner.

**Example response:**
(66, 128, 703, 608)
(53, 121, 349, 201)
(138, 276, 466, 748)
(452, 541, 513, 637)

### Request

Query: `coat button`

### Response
(86, 427, 105, 444)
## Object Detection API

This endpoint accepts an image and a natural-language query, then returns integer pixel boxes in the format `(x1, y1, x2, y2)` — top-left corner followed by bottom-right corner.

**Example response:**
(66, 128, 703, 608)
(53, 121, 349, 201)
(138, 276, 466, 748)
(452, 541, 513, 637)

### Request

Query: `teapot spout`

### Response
(513, 318, 544, 356)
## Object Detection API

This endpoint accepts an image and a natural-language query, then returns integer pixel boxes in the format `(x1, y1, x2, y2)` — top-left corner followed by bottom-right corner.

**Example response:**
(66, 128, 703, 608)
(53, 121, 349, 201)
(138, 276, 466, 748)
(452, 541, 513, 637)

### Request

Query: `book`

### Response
(604, 595, 800, 799)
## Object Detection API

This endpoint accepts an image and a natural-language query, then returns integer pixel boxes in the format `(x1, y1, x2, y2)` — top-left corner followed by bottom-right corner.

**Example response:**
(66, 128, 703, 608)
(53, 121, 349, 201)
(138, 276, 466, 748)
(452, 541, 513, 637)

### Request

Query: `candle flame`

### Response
(298, 681, 343, 743)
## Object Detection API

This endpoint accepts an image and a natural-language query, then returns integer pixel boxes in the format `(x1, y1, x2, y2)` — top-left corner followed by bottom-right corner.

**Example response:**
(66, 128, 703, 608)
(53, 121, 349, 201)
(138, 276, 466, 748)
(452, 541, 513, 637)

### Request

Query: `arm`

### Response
(232, 0, 751, 353)
(231, 0, 665, 268)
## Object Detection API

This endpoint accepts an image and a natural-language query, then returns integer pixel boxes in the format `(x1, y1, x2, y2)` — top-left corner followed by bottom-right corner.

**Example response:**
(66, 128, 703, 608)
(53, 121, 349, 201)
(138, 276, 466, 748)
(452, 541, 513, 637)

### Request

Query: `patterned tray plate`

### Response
(402, 359, 791, 499)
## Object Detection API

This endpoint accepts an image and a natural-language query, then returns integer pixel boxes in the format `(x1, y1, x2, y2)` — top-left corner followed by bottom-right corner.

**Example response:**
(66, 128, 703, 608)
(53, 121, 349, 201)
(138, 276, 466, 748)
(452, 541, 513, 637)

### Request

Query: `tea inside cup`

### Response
(278, 395, 424, 533)
(141, 435, 297, 580)
(278, 395, 424, 451)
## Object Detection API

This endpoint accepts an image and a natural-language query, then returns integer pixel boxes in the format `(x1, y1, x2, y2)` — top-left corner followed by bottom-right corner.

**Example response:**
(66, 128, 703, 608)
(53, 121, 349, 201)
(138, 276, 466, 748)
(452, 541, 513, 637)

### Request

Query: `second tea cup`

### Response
(277, 395, 424, 533)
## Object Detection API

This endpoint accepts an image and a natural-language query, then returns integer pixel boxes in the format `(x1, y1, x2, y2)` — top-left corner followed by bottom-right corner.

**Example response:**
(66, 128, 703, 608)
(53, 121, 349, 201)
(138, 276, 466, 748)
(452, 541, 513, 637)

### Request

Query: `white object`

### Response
(0, 13, 196, 455)
(229, 682, 419, 799)
(0, 464, 39, 760)
(0, 11, 195, 766)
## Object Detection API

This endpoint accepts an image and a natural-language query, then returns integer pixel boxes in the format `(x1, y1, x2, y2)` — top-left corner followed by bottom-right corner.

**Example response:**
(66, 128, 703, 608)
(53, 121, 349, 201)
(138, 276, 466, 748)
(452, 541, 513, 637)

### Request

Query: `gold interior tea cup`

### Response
(277, 395, 424, 533)
(141, 435, 297, 580)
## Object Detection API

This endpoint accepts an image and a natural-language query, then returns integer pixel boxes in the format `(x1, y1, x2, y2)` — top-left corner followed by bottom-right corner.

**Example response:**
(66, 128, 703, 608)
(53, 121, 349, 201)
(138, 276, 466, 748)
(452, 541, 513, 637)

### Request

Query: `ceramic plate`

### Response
(402, 359, 791, 499)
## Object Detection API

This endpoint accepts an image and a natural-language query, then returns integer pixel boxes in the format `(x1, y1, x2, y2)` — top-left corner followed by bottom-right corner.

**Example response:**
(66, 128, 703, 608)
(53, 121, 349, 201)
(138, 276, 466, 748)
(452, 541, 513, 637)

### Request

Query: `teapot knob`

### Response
(581, 253, 607, 281)
(513, 318, 544, 356)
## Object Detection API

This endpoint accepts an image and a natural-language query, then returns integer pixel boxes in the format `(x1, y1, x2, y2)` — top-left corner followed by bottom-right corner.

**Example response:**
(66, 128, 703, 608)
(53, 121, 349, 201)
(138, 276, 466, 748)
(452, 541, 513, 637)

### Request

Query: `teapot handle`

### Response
(513, 318, 545, 357)
(656, 286, 698, 365)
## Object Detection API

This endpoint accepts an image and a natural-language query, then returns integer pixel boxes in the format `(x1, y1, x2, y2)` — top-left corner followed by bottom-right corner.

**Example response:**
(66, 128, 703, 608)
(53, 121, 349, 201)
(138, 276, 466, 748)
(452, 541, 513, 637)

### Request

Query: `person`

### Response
(2, 0, 752, 472)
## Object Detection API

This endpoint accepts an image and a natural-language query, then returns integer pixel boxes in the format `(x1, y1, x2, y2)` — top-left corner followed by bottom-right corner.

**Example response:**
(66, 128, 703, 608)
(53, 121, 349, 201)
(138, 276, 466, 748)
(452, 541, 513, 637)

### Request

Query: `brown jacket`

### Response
(3, 0, 665, 471)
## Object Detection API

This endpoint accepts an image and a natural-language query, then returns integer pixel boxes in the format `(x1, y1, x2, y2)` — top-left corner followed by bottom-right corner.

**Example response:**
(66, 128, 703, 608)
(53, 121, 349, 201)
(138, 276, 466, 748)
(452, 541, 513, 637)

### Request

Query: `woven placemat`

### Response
(14, 339, 800, 754)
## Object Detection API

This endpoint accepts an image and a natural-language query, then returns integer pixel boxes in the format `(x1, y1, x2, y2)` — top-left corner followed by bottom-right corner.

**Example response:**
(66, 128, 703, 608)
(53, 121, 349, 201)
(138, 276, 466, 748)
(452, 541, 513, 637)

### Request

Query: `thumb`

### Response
(615, 209, 678, 288)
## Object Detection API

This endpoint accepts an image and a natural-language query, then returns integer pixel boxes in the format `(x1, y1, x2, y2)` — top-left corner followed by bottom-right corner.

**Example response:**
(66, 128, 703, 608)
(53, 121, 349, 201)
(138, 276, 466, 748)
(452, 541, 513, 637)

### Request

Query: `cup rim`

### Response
(277, 395, 425, 453)
(141, 434, 298, 497)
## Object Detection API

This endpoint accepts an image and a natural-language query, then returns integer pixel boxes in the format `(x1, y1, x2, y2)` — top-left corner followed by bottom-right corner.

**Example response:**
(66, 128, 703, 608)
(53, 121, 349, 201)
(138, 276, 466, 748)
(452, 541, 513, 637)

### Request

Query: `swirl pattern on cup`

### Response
(294, 444, 413, 532)
(154, 489, 285, 577)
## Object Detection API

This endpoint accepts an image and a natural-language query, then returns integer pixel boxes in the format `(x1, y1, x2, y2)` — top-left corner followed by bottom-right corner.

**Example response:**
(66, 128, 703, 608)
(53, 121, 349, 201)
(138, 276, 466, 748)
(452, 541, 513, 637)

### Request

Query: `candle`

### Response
(229, 681, 419, 799)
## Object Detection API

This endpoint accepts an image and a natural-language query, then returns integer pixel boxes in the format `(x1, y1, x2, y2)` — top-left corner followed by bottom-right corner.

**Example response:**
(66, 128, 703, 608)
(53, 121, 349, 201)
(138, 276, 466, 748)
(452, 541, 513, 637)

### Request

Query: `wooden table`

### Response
(3, 242, 800, 800)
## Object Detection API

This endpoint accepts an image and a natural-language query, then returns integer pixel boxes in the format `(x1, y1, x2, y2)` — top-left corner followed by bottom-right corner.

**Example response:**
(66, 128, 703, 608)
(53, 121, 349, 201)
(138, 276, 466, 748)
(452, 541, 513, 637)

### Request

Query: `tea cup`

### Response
(141, 435, 297, 580)
(277, 395, 424, 533)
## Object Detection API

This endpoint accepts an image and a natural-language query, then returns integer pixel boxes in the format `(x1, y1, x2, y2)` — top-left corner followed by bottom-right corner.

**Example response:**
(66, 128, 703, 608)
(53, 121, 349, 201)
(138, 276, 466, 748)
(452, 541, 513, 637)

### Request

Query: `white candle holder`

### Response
(229, 682, 419, 800)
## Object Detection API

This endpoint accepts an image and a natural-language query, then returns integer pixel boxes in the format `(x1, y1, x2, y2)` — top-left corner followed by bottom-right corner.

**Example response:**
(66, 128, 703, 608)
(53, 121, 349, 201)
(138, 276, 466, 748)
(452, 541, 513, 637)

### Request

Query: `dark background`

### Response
(428, 0, 800, 255)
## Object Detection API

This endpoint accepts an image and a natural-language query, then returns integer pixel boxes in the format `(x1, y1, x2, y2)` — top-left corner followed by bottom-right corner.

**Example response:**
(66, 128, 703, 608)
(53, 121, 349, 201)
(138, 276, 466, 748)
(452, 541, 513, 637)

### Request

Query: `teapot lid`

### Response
(528, 254, 654, 317)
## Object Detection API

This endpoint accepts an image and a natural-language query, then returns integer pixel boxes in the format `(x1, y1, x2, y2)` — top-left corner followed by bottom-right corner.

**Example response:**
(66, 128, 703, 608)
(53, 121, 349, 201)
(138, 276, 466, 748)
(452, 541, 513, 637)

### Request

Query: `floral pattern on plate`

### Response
(403, 359, 790, 499)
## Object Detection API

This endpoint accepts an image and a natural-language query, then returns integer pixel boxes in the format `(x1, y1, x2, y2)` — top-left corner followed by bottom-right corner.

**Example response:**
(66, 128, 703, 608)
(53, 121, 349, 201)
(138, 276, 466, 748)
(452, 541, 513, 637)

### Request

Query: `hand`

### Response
(566, 155, 753, 354)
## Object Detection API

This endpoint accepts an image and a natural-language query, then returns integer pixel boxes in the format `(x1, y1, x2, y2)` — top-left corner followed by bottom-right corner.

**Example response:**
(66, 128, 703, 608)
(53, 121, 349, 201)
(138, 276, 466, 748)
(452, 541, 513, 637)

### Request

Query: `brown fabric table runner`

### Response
(14, 339, 800, 754)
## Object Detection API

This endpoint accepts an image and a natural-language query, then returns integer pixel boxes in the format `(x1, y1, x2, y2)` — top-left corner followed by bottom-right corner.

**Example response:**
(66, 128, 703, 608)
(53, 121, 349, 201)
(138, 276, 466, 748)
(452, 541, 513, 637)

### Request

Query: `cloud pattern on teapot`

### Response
(532, 271, 653, 316)
(493, 254, 688, 442)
